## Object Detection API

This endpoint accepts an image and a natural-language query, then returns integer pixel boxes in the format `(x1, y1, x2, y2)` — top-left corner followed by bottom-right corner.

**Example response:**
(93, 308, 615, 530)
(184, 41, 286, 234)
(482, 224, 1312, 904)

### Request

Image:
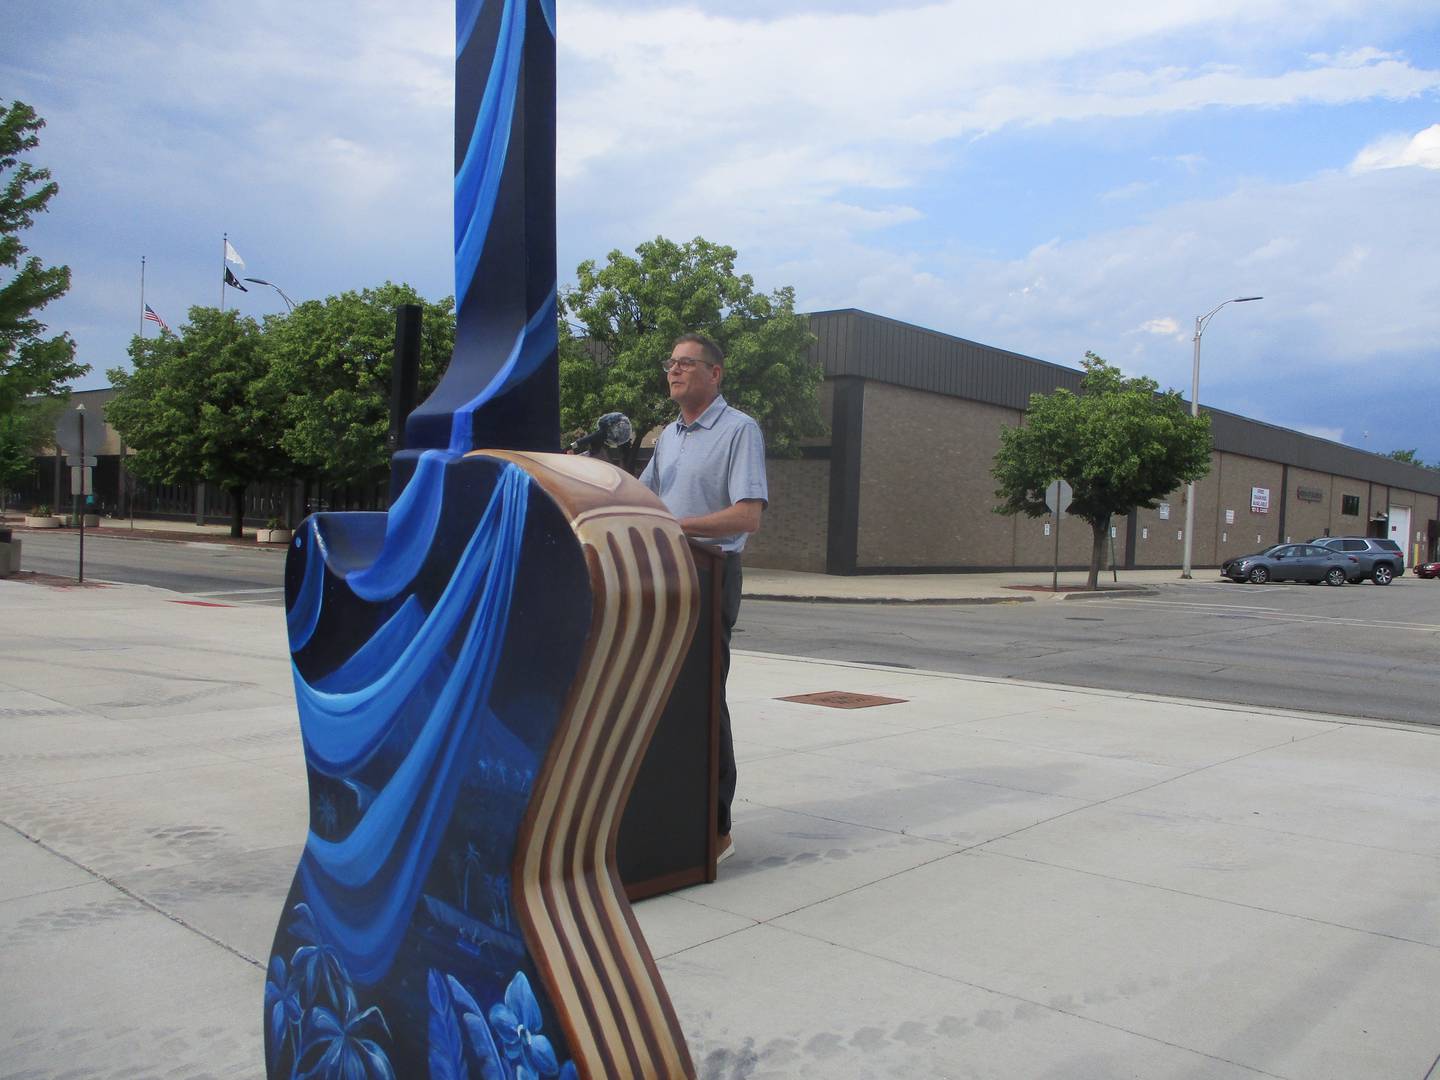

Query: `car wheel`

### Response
(1373, 564, 1394, 585)
(1326, 567, 1347, 586)
(1247, 566, 1269, 584)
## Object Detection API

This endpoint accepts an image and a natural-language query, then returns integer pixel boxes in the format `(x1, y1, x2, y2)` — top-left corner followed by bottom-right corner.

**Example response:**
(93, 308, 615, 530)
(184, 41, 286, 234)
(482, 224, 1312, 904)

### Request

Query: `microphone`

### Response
(569, 412, 633, 453)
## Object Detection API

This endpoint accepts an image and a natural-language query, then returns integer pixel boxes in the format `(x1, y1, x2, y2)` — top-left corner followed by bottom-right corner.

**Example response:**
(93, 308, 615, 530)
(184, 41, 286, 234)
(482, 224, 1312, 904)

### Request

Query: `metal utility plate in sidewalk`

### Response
(778, 690, 908, 709)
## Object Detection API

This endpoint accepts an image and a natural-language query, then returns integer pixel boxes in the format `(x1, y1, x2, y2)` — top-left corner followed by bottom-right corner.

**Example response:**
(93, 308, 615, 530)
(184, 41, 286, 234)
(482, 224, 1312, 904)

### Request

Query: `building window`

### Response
(1341, 494, 1360, 516)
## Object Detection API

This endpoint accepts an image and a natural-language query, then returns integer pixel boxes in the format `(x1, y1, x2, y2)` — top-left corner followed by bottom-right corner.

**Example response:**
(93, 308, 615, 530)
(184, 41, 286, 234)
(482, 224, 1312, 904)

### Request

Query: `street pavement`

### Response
(3, 560, 1440, 1079)
(7, 512, 1197, 603)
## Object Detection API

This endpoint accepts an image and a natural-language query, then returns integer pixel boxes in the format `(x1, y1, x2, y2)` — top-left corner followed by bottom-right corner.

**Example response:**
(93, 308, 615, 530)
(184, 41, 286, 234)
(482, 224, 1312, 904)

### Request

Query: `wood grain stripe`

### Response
(513, 488, 697, 1080)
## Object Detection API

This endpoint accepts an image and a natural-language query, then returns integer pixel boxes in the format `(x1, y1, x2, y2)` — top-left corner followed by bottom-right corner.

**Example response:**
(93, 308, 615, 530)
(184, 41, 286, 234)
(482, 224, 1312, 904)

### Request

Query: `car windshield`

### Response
(1260, 545, 1288, 556)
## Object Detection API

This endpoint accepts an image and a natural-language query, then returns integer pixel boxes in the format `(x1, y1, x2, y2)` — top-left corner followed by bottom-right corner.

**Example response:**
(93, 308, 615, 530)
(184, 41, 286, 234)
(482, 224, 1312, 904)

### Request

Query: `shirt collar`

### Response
(676, 394, 728, 432)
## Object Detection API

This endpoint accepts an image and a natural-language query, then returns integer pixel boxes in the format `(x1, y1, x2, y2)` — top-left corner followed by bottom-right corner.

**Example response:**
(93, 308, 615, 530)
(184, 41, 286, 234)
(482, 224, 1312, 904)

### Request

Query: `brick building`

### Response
(743, 309, 1440, 575)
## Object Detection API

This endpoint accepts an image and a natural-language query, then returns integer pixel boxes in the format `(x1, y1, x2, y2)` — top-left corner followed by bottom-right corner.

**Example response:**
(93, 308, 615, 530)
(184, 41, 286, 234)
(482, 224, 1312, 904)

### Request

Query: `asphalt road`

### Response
(739, 579, 1440, 727)
(14, 528, 287, 604)
(11, 529, 1439, 726)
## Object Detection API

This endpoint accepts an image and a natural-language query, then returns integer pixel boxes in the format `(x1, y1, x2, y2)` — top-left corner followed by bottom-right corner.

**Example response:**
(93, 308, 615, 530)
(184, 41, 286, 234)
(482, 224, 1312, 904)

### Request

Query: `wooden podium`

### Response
(618, 540, 723, 900)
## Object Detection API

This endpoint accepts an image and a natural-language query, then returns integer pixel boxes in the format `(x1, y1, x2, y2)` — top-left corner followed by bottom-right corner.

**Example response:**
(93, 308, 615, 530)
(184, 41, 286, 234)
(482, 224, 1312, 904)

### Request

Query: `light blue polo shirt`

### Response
(639, 395, 768, 554)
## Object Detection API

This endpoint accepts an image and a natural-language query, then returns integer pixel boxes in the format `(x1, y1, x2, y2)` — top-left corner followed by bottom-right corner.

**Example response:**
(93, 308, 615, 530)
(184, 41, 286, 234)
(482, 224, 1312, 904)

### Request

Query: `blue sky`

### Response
(5, 0, 1440, 461)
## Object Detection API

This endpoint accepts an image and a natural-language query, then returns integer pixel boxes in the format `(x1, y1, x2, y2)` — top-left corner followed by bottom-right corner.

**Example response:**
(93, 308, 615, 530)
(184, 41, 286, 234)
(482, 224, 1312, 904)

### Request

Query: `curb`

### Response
(744, 593, 1036, 605)
(2, 523, 287, 550)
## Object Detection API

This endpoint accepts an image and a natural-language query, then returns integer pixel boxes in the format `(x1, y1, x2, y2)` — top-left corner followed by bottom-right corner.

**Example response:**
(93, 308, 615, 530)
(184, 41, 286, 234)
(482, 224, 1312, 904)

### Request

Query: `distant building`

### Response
(743, 309, 1440, 574)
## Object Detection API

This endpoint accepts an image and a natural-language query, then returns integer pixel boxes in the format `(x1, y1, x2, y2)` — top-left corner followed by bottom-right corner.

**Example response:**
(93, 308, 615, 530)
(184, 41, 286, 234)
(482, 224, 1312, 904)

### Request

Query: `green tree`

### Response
(261, 282, 454, 485)
(1386, 448, 1433, 469)
(992, 352, 1213, 588)
(0, 391, 65, 498)
(1, 101, 87, 487)
(106, 307, 284, 537)
(559, 236, 822, 471)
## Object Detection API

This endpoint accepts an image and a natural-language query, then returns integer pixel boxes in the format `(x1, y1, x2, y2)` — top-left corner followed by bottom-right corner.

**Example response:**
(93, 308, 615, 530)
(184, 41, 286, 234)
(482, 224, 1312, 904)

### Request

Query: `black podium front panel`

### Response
(618, 541, 722, 899)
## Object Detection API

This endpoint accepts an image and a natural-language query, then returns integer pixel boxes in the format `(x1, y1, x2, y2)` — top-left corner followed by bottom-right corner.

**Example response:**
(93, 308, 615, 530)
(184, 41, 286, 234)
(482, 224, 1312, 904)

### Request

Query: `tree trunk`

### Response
(1088, 513, 1112, 590)
(228, 485, 245, 538)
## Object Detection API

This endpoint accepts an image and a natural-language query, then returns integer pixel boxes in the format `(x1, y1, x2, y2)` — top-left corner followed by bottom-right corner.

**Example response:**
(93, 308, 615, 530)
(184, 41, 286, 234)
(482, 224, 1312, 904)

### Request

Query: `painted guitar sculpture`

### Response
(263, 3, 698, 1077)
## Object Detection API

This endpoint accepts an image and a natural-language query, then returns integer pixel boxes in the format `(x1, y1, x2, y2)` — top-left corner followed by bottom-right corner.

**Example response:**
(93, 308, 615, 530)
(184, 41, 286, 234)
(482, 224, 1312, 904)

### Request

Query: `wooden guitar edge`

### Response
(497, 452, 700, 1080)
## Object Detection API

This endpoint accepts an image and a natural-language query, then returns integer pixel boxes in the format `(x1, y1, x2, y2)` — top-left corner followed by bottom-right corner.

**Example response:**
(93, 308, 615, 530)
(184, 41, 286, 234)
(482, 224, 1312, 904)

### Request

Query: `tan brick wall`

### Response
(853, 384, 1097, 569)
(1213, 454, 1284, 557)
(1129, 453, 1284, 566)
(738, 376, 1440, 573)
(1284, 468, 1334, 544)
(743, 458, 829, 572)
(1325, 477, 1369, 537)
(1130, 485, 1192, 567)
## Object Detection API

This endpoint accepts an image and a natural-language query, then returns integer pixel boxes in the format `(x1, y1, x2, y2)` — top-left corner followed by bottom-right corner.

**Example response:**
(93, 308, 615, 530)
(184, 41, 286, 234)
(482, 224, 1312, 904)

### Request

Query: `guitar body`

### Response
(265, 451, 698, 1078)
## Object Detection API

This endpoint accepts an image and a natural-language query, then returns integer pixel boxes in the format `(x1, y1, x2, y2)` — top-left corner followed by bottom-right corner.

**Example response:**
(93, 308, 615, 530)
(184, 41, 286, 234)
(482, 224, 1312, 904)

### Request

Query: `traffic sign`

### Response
(54, 407, 106, 457)
(70, 466, 94, 496)
(1045, 479, 1073, 515)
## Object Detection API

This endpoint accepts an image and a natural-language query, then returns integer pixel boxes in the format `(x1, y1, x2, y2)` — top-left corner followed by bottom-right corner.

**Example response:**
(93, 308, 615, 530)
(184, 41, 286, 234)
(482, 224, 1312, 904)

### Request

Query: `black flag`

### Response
(224, 267, 248, 291)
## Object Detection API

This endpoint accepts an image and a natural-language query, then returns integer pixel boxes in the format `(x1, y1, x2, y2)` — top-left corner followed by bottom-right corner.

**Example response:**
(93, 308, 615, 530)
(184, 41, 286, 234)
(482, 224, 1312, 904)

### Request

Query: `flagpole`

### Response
(139, 255, 146, 338)
(221, 233, 227, 311)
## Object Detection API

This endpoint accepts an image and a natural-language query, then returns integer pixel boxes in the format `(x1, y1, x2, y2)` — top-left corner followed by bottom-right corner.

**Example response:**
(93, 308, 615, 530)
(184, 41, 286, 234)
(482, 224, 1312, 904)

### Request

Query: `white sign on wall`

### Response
(1158, 502, 1170, 520)
(1251, 487, 1270, 514)
(1225, 509, 1235, 525)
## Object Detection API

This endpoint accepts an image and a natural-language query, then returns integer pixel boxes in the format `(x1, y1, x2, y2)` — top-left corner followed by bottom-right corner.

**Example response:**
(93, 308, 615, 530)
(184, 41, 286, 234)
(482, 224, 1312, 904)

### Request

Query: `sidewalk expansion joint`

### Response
(766, 920, 1293, 1080)
(0, 819, 265, 971)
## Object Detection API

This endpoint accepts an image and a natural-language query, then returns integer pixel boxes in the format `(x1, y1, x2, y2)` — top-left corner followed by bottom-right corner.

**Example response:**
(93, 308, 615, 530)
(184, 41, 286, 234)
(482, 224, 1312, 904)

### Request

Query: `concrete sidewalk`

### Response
(3, 577, 1438, 1079)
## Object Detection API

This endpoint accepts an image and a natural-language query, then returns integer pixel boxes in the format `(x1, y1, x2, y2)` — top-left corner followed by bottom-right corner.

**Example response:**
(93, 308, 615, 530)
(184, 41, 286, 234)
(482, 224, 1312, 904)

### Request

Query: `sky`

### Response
(5, 0, 1440, 462)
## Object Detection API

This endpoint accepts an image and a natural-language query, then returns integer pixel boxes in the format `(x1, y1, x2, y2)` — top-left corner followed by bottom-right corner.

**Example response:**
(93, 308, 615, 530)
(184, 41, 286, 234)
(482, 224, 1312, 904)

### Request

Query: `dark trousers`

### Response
(718, 553, 742, 836)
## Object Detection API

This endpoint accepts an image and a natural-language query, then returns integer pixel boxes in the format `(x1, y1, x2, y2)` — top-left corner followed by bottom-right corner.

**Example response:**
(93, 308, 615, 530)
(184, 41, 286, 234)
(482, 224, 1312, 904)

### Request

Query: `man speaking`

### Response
(639, 332, 768, 866)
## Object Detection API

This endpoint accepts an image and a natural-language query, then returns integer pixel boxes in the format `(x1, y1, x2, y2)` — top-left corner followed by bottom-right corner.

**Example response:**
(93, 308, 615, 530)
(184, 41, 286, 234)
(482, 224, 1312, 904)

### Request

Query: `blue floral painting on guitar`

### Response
(265, 454, 589, 1078)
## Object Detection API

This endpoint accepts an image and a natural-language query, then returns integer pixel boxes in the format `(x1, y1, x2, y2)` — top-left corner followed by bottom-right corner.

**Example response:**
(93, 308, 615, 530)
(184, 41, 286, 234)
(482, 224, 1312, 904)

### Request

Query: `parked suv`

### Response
(1307, 536, 1405, 584)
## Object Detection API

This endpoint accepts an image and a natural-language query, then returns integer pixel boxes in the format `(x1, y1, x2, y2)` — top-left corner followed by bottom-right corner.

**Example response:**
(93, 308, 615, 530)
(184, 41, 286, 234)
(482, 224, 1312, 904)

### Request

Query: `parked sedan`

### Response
(1415, 560, 1440, 579)
(1221, 543, 1357, 585)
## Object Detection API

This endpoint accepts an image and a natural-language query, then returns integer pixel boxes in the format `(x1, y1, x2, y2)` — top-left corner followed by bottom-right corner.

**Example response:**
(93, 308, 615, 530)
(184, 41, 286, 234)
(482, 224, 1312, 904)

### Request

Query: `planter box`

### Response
(25, 515, 60, 528)
(61, 514, 101, 528)
(257, 529, 293, 544)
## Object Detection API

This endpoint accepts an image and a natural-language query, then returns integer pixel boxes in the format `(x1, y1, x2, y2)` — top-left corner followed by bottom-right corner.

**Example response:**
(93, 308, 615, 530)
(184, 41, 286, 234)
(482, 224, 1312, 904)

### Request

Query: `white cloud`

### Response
(760, 159, 1439, 436)
(1102, 180, 1157, 200)
(555, 0, 1440, 306)
(1350, 123, 1440, 171)
(1164, 153, 1207, 172)
(1306, 47, 1397, 68)
(1137, 317, 1183, 336)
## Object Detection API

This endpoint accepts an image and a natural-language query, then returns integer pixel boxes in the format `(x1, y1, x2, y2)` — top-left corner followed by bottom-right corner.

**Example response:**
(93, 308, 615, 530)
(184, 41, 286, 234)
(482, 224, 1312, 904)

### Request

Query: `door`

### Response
(1269, 545, 1299, 581)
(1292, 545, 1330, 582)
(1388, 505, 1412, 564)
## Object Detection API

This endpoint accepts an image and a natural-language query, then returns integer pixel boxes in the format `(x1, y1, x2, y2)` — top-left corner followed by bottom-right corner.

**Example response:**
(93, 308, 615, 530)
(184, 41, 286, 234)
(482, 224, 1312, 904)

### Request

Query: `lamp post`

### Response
(243, 278, 296, 312)
(1181, 295, 1263, 578)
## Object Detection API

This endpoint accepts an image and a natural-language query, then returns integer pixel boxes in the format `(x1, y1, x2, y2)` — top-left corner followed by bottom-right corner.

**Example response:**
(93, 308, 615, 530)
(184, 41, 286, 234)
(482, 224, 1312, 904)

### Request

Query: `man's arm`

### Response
(679, 498, 763, 539)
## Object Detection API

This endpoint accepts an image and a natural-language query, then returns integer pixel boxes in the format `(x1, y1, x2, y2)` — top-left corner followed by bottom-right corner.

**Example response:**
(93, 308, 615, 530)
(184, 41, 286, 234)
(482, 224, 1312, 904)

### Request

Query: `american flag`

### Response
(143, 304, 169, 331)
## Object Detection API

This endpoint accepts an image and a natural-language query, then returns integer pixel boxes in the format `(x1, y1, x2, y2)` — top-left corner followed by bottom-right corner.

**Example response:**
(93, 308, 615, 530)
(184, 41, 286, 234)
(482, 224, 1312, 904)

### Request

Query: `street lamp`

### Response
(244, 277, 296, 312)
(1181, 295, 1263, 579)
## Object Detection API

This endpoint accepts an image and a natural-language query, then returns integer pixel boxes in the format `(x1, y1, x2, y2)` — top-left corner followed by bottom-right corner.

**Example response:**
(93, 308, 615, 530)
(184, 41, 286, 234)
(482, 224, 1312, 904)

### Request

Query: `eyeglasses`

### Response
(661, 356, 714, 372)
